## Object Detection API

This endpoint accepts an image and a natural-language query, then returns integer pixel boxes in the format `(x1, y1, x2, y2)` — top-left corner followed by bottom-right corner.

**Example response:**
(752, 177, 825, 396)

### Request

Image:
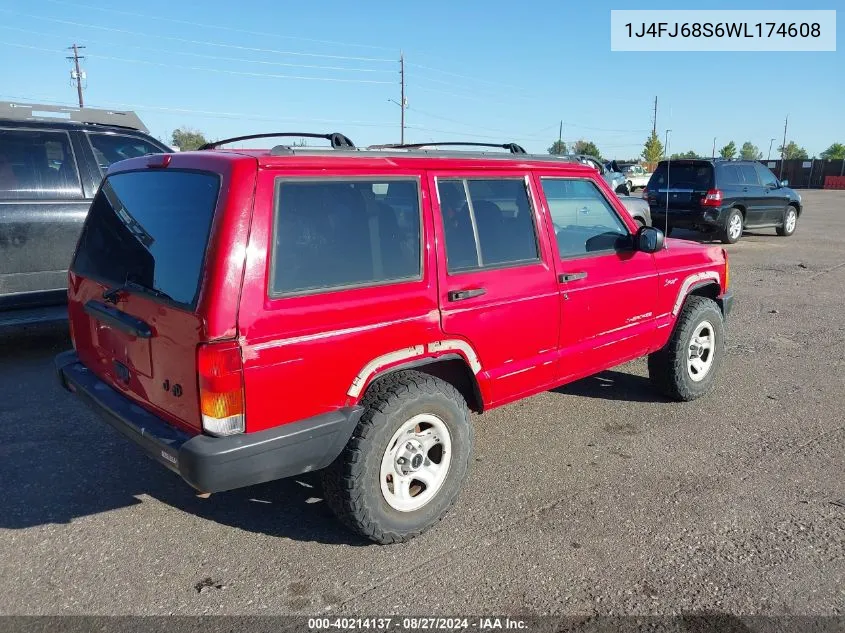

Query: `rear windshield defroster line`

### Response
(71, 169, 221, 310)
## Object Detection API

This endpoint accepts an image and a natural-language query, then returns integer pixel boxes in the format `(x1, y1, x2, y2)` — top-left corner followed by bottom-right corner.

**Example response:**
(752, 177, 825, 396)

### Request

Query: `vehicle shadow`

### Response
(0, 330, 370, 545)
(551, 369, 669, 404)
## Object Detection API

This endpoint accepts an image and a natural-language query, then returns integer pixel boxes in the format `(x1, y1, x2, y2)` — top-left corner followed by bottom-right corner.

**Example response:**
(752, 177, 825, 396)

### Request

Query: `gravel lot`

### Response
(1, 191, 843, 618)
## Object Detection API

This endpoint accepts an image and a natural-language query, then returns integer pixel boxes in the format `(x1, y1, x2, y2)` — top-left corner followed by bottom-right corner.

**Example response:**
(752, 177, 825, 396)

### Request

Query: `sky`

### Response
(0, 0, 842, 159)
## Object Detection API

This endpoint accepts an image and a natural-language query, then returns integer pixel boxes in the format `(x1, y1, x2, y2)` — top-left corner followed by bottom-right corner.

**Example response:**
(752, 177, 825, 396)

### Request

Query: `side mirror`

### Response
(637, 226, 665, 253)
(779, 179, 789, 187)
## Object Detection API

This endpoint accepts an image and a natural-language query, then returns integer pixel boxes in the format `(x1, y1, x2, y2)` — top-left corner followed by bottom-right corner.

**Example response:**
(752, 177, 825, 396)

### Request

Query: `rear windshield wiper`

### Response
(102, 276, 175, 304)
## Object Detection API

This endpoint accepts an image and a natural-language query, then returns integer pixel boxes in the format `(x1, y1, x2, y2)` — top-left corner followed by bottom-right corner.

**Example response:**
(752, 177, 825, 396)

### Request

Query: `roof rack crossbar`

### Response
(199, 132, 355, 151)
(369, 141, 527, 155)
(0, 101, 149, 133)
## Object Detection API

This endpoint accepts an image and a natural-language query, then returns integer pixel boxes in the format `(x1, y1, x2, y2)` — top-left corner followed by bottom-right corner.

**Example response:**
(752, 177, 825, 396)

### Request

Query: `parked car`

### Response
(0, 101, 170, 330)
(624, 164, 652, 191)
(565, 154, 630, 196)
(55, 134, 733, 544)
(643, 158, 802, 244)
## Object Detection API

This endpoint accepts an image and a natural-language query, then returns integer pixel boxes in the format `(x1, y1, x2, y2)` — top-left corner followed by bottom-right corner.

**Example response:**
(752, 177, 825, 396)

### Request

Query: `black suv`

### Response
(643, 158, 802, 244)
(0, 102, 170, 329)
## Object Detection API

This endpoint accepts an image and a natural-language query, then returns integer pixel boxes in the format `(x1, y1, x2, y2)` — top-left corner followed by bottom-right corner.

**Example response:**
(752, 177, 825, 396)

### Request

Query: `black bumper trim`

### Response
(55, 351, 364, 493)
(718, 291, 734, 318)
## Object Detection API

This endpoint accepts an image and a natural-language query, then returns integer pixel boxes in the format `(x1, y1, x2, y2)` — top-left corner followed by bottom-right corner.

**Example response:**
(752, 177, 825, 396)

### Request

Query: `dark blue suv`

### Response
(643, 158, 802, 244)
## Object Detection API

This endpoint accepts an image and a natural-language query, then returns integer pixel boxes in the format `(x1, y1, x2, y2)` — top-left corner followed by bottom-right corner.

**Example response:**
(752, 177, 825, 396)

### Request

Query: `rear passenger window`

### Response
(436, 178, 539, 273)
(540, 178, 630, 259)
(739, 164, 760, 185)
(719, 164, 742, 185)
(87, 133, 165, 172)
(271, 179, 421, 295)
(0, 129, 83, 200)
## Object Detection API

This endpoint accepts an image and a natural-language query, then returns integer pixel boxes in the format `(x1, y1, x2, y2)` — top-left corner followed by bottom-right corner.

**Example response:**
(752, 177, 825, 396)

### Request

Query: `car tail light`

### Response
(642, 187, 649, 199)
(197, 341, 245, 436)
(702, 189, 723, 207)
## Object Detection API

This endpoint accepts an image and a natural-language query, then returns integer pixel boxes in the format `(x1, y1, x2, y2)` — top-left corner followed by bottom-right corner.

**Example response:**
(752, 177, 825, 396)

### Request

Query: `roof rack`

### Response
(0, 101, 149, 133)
(199, 132, 355, 151)
(368, 141, 527, 155)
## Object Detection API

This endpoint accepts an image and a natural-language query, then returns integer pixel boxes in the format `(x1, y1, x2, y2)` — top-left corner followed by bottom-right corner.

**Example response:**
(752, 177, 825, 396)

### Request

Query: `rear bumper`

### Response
(54, 350, 364, 493)
(651, 207, 727, 230)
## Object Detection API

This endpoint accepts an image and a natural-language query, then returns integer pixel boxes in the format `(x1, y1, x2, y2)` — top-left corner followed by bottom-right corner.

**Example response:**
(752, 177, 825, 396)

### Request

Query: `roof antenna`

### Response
(663, 129, 672, 248)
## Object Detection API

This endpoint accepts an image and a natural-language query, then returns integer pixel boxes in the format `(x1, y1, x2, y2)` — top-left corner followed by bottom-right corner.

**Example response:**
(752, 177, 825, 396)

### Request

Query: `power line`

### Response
(0, 25, 393, 73)
(44, 0, 396, 51)
(0, 9, 397, 62)
(406, 62, 521, 90)
(0, 41, 394, 84)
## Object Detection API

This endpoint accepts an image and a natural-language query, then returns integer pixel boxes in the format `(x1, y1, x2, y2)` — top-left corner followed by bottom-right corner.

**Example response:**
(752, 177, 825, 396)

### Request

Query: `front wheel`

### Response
(648, 295, 726, 402)
(776, 205, 798, 237)
(320, 370, 474, 544)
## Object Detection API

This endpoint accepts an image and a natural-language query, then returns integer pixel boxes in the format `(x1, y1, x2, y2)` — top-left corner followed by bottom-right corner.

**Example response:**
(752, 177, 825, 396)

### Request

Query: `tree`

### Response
(572, 139, 602, 159)
(171, 128, 208, 151)
(670, 150, 699, 159)
(820, 142, 845, 160)
(547, 140, 567, 155)
(719, 141, 737, 159)
(778, 141, 808, 160)
(740, 142, 762, 160)
(641, 131, 664, 165)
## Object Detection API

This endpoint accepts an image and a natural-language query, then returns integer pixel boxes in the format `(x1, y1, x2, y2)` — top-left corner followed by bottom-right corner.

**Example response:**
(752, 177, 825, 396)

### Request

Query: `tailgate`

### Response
(68, 167, 223, 432)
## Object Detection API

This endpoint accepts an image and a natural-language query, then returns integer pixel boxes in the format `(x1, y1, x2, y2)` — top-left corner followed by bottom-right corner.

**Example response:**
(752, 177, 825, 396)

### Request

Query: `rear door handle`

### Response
(559, 272, 588, 282)
(448, 288, 486, 301)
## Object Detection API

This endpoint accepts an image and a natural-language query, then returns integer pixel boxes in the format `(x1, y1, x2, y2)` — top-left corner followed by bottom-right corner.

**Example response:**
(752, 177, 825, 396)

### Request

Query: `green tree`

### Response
(820, 142, 845, 160)
(670, 150, 699, 159)
(778, 141, 808, 160)
(740, 142, 762, 160)
(171, 128, 208, 151)
(641, 132, 664, 165)
(719, 141, 737, 159)
(572, 139, 602, 159)
(547, 140, 567, 155)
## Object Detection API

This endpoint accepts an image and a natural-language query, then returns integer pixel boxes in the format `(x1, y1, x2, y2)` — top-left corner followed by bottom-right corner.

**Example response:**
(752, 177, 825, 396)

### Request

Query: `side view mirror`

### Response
(637, 226, 665, 253)
(779, 179, 789, 187)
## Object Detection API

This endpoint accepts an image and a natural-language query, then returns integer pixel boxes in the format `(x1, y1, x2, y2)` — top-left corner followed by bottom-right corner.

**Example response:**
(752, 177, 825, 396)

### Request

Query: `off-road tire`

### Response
(721, 207, 743, 244)
(320, 370, 474, 544)
(648, 295, 726, 402)
(776, 205, 798, 237)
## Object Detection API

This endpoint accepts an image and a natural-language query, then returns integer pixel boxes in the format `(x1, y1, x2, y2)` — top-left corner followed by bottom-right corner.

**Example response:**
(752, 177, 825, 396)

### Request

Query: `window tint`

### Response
(756, 163, 779, 187)
(0, 129, 82, 200)
(88, 133, 165, 172)
(719, 164, 742, 185)
(648, 162, 714, 190)
(72, 170, 220, 308)
(437, 178, 539, 273)
(541, 178, 630, 258)
(739, 164, 760, 185)
(272, 179, 421, 295)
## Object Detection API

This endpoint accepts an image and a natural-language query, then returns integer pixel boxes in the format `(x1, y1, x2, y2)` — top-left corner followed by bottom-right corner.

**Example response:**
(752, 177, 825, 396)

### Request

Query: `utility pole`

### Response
(712, 137, 716, 159)
(66, 43, 86, 107)
(399, 51, 405, 145)
(767, 138, 776, 160)
(780, 115, 788, 178)
(652, 96, 657, 137)
(558, 120, 563, 152)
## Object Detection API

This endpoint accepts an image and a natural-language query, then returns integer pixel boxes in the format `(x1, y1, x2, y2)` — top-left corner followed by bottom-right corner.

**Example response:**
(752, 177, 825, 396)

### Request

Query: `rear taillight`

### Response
(702, 189, 723, 207)
(641, 187, 648, 199)
(197, 342, 245, 436)
(68, 316, 76, 351)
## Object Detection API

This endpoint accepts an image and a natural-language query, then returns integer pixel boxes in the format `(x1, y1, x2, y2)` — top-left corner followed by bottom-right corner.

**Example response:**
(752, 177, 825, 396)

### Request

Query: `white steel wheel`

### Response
(380, 413, 452, 512)
(687, 320, 715, 382)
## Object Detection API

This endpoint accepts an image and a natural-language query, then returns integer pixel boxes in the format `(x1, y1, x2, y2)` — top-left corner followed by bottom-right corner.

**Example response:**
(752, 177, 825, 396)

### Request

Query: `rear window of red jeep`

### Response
(71, 169, 221, 309)
(270, 178, 422, 296)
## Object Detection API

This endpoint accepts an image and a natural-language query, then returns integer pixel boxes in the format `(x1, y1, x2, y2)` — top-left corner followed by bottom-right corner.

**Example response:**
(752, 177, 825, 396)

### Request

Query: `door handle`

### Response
(559, 272, 587, 282)
(448, 288, 486, 301)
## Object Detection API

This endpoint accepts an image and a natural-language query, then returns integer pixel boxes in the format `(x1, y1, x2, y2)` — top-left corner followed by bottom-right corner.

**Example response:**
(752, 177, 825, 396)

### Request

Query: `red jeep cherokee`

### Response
(55, 134, 733, 544)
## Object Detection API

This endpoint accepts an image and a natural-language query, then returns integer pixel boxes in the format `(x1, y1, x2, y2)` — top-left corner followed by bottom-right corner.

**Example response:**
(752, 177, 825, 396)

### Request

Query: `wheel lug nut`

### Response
(397, 457, 406, 464)
(406, 442, 414, 450)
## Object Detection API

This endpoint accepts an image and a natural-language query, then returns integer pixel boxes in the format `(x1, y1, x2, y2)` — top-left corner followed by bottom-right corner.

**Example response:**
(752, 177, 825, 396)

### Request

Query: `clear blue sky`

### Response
(1, 0, 842, 158)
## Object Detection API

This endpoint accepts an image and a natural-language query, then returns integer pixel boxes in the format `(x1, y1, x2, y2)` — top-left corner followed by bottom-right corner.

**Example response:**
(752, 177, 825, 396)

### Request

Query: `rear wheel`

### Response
(776, 205, 798, 237)
(320, 370, 474, 544)
(721, 208, 743, 244)
(648, 295, 726, 402)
